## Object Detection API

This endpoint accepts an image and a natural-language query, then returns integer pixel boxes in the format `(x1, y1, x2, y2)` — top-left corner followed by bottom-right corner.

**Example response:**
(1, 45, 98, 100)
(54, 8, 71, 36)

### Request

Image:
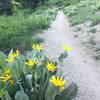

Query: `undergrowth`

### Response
(0, 6, 57, 53)
(64, 0, 100, 26)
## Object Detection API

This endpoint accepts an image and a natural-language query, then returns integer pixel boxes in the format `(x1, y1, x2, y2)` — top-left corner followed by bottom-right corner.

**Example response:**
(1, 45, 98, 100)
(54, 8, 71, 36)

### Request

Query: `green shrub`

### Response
(64, 0, 100, 26)
(29, 14, 50, 30)
(0, 44, 78, 100)
(88, 36, 96, 45)
(0, 0, 49, 14)
(0, 7, 57, 53)
(32, 36, 44, 44)
(0, 33, 32, 53)
(90, 15, 100, 26)
(48, 0, 82, 7)
(89, 28, 97, 33)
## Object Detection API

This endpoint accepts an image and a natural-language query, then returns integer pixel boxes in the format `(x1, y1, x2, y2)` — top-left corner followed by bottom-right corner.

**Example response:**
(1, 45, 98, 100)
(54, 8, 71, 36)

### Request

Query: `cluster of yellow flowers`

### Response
(5, 50, 20, 63)
(46, 62, 66, 91)
(50, 75, 66, 91)
(25, 59, 66, 91)
(32, 44, 43, 51)
(0, 44, 70, 95)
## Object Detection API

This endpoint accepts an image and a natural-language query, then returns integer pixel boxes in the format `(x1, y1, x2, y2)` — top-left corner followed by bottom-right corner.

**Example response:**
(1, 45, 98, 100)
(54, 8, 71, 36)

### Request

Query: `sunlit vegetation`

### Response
(0, 1, 57, 53)
(64, 0, 100, 26)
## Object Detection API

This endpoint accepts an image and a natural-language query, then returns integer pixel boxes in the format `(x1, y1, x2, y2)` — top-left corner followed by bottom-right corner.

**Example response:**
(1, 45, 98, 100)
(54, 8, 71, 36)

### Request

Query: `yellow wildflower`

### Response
(13, 50, 20, 58)
(32, 44, 36, 49)
(5, 54, 14, 63)
(4, 69, 11, 75)
(25, 59, 38, 68)
(36, 44, 43, 51)
(50, 75, 66, 91)
(0, 89, 3, 97)
(60, 86, 65, 92)
(9, 79, 14, 86)
(46, 62, 57, 72)
(63, 45, 72, 51)
(0, 69, 14, 86)
(0, 69, 11, 82)
(1, 74, 11, 81)
(32, 44, 43, 51)
(5, 50, 20, 63)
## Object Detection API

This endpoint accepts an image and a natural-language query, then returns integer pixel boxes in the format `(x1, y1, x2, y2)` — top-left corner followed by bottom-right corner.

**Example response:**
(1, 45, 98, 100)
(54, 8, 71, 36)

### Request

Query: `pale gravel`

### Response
(42, 11, 100, 100)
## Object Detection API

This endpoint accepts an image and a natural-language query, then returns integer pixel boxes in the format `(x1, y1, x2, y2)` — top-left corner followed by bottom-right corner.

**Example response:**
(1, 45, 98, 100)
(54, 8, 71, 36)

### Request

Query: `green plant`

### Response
(76, 26, 81, 31)
(32, 36, 44, 44)
(88, 36, 96, 45)
(64, 5, 77, 16)
(1, 0, 13, 15)
(0, 44, 78, 100)
(48, 0, 82, 7)
(64, 0, 100, 26)
(0, 0, 50, 14)
(90, 15, 100, 26)
(89, 28, 97, 33)
(0, 7, 57, 53)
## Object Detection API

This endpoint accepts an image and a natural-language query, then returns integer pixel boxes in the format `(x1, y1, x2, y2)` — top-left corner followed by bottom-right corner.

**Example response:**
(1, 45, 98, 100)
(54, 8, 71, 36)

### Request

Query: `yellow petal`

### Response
(63, 45, 72, 51)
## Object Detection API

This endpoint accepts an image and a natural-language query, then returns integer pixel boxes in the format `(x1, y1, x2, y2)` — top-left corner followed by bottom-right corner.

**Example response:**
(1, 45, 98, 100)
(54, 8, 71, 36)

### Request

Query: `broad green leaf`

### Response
(25, 74, 34, 92)
(0, 52, 6, 70)
(14, 89, 29, 100)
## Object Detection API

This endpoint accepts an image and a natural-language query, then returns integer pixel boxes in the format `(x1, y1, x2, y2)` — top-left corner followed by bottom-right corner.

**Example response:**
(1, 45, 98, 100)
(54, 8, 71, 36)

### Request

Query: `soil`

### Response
(71, 21, 100, 61)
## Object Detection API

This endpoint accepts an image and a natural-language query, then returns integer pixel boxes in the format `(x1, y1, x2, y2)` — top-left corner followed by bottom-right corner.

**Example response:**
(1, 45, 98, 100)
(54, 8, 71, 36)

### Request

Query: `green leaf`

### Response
(0, 52, 6, 70)
(14, 89, 29, 100)
(25, 74, 34, 92)
(45, 83, 57, 100)
(61, 82, 78, 100)
(34, 69, 42, 80)
(58, 51, 68, 64)
(7, 82, 20, 100)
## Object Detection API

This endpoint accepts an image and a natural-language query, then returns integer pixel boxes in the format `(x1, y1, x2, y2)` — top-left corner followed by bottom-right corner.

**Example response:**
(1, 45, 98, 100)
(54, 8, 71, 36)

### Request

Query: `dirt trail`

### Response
(42, 11, 100, 100)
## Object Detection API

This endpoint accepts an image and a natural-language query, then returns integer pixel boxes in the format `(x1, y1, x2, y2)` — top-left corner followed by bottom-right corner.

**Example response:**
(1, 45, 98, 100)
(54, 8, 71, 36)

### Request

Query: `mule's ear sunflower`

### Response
(50, 75, 66, 91)
(46, 62, 57, 72)
(63, 45, 72, 51)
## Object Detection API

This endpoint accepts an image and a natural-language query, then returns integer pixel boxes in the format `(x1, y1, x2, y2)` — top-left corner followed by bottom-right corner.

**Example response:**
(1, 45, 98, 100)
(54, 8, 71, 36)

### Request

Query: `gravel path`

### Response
(43, 11, 100, 100)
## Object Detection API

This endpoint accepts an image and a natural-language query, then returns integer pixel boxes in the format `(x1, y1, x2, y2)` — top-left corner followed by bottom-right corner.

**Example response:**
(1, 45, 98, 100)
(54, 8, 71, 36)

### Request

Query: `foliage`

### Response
(0, 0, 49, 14)
(0, 7, 57, 53)
(0, 0, 13, 15)
(90, 14, 100, 26)
(88, 36, 96, 45)
(64, 0, 100, 26)
(89, 28, 97, 33)
(48, 0, 82, 8)
(32, 36, 44, 44)
(0, 44, 78, 100)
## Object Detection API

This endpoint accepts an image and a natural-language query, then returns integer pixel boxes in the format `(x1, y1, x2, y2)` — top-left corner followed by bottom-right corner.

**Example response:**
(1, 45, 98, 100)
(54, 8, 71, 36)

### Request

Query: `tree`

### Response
(1, 0, 12, 15)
